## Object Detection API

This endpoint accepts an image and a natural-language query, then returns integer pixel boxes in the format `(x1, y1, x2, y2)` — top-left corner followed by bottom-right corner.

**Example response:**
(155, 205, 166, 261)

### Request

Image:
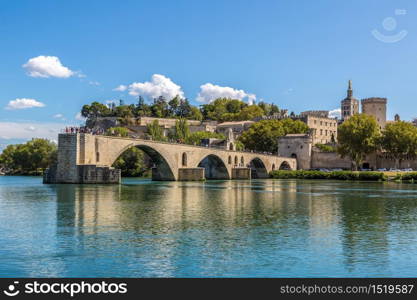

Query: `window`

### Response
(96, 152, 100, 162)
(235, 156, 238, 165)
(228, 156, 232, 164)
(241, 157, 244, 165)
(182, 153, 187, 166)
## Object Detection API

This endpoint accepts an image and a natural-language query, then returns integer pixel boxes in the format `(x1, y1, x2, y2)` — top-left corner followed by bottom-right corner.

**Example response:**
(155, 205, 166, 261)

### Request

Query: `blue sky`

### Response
(1, 0, 417, 149)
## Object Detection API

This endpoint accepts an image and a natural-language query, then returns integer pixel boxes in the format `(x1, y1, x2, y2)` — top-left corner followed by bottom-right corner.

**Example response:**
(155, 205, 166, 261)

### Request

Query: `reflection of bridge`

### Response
(44, 133, 296, 184)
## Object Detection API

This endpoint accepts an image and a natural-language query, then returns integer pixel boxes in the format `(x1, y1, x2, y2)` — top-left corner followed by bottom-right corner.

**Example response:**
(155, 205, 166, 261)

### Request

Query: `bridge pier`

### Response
(232, 167, 252, 179)
(178, 168, 205, 181)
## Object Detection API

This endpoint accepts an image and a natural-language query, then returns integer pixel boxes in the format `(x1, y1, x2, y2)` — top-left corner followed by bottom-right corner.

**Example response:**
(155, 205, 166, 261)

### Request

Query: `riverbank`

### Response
(270, 170, 388, 181)
(271, 170, 417, 182)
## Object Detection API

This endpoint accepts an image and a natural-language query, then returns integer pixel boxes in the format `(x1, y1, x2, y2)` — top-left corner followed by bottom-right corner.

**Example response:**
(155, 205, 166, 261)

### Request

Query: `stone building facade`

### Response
(299, 111, 338, 144)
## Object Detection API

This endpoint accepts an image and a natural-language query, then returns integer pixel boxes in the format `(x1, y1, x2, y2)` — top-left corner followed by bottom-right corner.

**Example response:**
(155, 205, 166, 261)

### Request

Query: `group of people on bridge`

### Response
(63, 126, 104, 135)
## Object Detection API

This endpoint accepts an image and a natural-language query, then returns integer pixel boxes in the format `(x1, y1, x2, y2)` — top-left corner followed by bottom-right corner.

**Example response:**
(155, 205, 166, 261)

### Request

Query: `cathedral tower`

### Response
(341, 80, 359, 121)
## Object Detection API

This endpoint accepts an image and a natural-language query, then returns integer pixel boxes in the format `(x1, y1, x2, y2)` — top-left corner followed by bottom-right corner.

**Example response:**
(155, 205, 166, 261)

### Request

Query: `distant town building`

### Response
(299, 111, 338, 144)
(341, 80, 359, 121)
(361, 97, 387, 129)
(216, 121, 255, 140)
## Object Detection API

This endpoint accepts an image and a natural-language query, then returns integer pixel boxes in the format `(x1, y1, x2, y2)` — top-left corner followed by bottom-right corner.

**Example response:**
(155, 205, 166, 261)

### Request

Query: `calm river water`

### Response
(1, 176, 417, 277)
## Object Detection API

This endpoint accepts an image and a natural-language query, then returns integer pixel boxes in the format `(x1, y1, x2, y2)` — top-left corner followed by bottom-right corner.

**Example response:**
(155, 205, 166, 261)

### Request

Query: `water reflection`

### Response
(2, 177, 417, 277)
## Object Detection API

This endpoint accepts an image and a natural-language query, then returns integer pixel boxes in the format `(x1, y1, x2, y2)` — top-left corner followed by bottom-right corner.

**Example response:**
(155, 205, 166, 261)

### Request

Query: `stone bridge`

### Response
(44, 133, 296, 184)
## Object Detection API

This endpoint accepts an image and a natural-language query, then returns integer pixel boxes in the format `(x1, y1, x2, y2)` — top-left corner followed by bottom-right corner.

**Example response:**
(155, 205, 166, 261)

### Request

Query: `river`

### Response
(1, 176, 417, 277)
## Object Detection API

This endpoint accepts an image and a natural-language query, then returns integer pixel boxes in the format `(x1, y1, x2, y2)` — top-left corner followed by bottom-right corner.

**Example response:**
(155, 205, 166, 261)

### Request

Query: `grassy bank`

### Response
(394, 172, 417, 182)
(270, 170, 387, 181)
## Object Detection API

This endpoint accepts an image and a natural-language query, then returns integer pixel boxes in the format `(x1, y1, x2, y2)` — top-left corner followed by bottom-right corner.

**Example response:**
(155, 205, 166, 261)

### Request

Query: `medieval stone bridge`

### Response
(44, 133, 296, 184)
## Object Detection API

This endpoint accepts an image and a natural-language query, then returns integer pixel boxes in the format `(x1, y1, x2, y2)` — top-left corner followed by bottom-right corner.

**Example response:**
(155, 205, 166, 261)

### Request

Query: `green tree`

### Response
(169, 119, 190, 142)
(337, 114, 380, 170)
(238, 105, 264, 120)
(185, 131, 225, 145)
(0, 139, 57, 175)
(146, 120, 166, 141)
(239, 119, 308, 153)
(112, 147, 147, 177)
(201, 98, 247, 121)
(381, 121, 417, 168)
(151, 96, 169, 118)
(81, 102, 111, 119)
(106, 127, 129, 137)
(136, 96, 152, 117)
(188, 106, 203, 121)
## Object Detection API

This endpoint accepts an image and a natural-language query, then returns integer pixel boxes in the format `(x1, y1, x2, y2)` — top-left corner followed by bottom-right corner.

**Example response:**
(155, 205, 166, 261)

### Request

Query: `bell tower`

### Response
(341, 80, 359, 121)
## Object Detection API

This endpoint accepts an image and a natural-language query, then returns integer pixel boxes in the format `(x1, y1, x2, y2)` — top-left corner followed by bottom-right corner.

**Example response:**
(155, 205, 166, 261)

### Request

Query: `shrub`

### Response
(270, 170, 386, 181)
(398, 172, 417, 182)
(315, 143, 336, 153)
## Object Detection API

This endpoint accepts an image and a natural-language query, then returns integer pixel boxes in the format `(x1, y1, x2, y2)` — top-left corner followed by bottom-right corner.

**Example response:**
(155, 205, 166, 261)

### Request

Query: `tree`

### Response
(106, 127, 129, 137)
(81, 102, 111, 119)
(136, 96, 152, 117)
(112, 147, 147, 177)
(146, 120, 166, 141)
(239, 119, 308, 153)
(169, 119, 190, 142)
(185, 131, 225, 145)
(188, 106, 203, 121)
(0, 139, 57, 175)
(151, 96, 169, 118)
(337, 114, 380, 170)
(201, 98, 247, 121)
(381, 121, 417, 168)
(238, 105, 264, 120)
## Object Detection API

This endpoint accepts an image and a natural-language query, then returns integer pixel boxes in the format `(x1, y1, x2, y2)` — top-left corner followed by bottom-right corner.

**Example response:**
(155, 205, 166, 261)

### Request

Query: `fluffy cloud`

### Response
(196, 83, 256, 104)
(329, 108, 341, 119)
(113, 85, 127, 92)
(5, 98, 45, 110)
(23, 55, 75, 78)
(115, 74, 184, 100)
(0, 122, 62, 141)
(75, 112, 86, 121)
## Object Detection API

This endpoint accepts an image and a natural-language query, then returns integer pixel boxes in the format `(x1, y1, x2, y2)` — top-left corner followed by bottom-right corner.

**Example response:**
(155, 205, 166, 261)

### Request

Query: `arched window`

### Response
(96, 152, 100, 162)
(234, 156, 238, 165)
(182, 152, 187, 167)
(241, 156, 244, 165)
(228, 156, 232, 164)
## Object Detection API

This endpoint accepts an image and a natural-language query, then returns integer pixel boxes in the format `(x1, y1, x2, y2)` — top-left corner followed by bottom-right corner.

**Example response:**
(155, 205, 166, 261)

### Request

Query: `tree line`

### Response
(338, 114, 417, 170)
(81, 96, 280, 125)
(0, 139, 57, 175)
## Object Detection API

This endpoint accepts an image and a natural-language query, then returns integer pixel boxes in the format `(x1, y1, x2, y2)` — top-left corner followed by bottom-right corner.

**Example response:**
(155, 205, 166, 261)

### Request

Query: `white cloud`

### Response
(329, 108, 341, 119)
(53, 113, 66, 121)
(0, 122, 63, 141)
(23, 55, 76, 78)
(116, 74, 184, 100)
(75, 112, 86, 121)
(196, 83, 257, 104)
(88, 81, 100, 86)
(113, 85, 127, 92)
(5, 98, 45, 110)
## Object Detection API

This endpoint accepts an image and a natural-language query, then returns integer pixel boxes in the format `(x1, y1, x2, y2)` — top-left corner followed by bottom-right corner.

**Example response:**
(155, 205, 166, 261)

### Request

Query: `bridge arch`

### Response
(111, 143, 176, 181)
(249, 157, 269, 179)
(279, 161, 292, 170)
(198, 154, 230, 180)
